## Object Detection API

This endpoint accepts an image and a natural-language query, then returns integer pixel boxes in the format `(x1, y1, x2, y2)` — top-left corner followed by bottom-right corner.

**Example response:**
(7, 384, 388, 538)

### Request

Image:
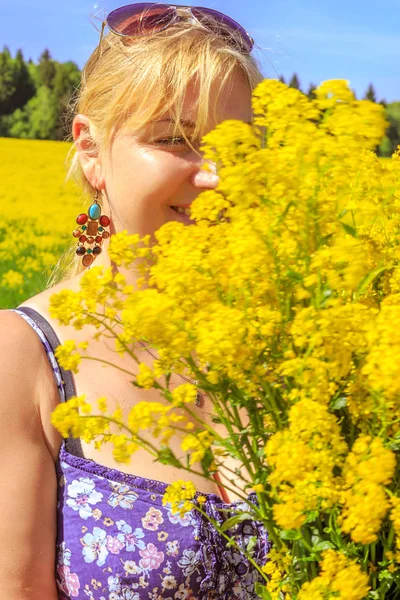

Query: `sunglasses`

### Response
(99, 3, 254, 53)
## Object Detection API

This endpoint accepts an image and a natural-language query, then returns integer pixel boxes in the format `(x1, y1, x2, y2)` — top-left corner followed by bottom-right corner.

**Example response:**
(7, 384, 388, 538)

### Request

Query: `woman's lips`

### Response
(169, 205, 196, 225)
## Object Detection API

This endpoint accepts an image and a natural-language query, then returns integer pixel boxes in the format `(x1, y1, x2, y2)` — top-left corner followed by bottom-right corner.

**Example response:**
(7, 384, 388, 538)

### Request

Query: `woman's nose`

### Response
(190, 164, 220, 189)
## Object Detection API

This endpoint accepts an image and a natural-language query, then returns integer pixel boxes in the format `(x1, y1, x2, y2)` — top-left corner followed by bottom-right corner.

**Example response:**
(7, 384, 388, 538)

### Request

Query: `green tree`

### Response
(0, 50, 81, 140)
(288, 73, 301, 91)
(378, 102, 400, 157)
(307, 83, 317, 99)
(364, 83, 377, 102)
(12, 49, 36, 110)
(0, 46, 35, 116)
(37, 48, 56, 89)
(7, 85, 58, 139)
(52, 61, 81, 139)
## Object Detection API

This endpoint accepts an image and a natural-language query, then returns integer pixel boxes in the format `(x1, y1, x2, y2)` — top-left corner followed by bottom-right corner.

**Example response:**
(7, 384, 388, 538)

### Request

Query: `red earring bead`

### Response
(100, 215, 110, 227)
(76, 214, 88, 225)
(102, 231, 110, 239)
(82, 254, 95, 267)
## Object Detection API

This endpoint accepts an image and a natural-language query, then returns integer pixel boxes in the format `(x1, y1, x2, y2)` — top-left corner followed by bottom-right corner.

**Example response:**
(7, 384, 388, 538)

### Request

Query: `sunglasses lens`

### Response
(107, 3, 175, 36)
(191, 7, 253, 52)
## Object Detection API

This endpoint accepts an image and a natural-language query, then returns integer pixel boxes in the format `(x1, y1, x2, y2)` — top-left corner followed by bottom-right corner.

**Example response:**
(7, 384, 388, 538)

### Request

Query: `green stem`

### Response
(230, 402, 263, 472)
(77, 414, 159, 457)
(83, 310, 140, 362)
(370, 542, 377, 590)
(81, 355, 138, 377)
(194, 503, 269, 583)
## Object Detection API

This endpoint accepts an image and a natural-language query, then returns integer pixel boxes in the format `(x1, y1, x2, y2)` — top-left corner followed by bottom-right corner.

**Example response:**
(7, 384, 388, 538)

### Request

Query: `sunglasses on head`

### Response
(100, 3, 254, 53)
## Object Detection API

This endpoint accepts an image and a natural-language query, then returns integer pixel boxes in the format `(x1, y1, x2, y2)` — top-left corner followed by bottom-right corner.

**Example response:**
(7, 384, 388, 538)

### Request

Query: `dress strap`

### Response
(15, 306, 84, 458)
(17, 306, 77, 402)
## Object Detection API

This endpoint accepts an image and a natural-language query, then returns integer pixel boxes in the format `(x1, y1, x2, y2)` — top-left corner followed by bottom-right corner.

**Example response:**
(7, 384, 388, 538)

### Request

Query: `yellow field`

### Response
(0, 137, 84, 308)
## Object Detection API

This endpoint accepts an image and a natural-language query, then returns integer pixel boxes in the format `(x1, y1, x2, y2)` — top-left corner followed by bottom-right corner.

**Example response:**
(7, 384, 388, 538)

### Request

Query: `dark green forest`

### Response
(1, 46, 399, 155)
(0, 46, 80, 141)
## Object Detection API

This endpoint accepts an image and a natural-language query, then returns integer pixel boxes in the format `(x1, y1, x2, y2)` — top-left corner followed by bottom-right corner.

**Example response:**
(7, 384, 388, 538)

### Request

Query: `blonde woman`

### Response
(0, 4, 269, 599)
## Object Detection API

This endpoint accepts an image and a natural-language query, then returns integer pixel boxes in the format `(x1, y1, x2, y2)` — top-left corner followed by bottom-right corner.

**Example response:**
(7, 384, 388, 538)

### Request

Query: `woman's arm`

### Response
(0, 310, 59, 600)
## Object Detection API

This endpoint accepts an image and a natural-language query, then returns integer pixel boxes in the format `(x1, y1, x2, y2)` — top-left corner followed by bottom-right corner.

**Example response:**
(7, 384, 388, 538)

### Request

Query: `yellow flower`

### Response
(171, 383, 198, 407)
(55, 340, 83, 373)
(162, 480, 197, 517)
(1, 269, 24, 290)
(265, 399, 346, 529)
(136, 363, 155, 389)
(181, 430, 215, 466)
(97, 397, 107, 414)
(298, 550, 370, 600)
(338, 436, 395, 544)
(111, 434, 139, 463)
(252, 484, 265, 493)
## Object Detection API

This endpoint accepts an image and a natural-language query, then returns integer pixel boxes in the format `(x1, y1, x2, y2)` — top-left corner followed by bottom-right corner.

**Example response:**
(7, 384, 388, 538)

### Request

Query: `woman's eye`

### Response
(155, 137, 188, 145)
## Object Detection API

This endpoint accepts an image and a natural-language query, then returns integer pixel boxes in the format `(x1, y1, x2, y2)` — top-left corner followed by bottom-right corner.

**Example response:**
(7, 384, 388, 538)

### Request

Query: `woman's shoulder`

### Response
(0, 307, 61, 597)
(0, 284, 73, 462)
(5, 276, 98, 461)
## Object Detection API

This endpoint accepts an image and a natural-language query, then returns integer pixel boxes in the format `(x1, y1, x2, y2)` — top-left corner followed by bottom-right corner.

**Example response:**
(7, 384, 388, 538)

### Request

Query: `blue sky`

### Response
(2, 0, 399, 101)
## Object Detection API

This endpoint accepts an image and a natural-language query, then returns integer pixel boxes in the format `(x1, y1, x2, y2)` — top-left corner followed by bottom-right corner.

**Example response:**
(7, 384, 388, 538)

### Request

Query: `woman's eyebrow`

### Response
(154, 117, 253, 127)
(154, 118, 196, 128)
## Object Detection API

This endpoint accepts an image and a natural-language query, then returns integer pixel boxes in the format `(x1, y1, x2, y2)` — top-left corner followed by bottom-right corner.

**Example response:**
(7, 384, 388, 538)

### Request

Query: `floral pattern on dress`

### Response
(116, 520, 146, 551)
(108, 483, 138, 509)
(55, 445, 269, 600)
(66, 477, 103, 520)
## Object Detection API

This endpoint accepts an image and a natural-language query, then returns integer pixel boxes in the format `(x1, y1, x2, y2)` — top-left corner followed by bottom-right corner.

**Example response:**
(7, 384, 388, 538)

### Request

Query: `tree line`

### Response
(0, 46, 80, 141)
(0, 47, 399, 156)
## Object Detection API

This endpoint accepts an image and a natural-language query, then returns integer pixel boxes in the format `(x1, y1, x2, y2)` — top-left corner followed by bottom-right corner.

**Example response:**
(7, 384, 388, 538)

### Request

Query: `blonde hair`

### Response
(46, 15, 264, 288)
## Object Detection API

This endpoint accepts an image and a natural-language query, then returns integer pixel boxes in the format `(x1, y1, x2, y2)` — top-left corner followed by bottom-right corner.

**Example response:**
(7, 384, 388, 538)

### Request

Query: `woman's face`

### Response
(73, 70, 252, 245)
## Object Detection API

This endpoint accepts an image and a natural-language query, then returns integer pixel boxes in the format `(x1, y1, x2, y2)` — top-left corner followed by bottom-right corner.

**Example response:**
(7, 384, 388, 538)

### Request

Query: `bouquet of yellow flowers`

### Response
(50, 79, 400, 598)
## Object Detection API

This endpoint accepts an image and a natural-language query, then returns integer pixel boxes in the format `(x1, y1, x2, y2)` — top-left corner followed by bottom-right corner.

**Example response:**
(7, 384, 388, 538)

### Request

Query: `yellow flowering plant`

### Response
(50, 79, 400, 598)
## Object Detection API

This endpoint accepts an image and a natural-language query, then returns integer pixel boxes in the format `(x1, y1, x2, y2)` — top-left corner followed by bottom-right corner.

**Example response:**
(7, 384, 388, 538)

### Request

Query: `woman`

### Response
(0, 4, 268, 598)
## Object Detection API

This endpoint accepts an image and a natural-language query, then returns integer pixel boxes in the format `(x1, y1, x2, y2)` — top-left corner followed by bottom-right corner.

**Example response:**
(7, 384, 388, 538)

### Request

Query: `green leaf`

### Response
(246, 535, 257, 554)
(220, 513, 254, 532)
(340, 222, 357, 237)
(330, 396, 347, 410)
(200, 448, 215, 473)
(254, 583, 272, 599)
(277, 200, 294, 223)
(338, 209, 348, 218)
(314, 540, 335, 551)
(286, 270, 303, 282)
(156, 448, 182, 469)
(357, 264, 392, 296)
(279, 529, 302, 540)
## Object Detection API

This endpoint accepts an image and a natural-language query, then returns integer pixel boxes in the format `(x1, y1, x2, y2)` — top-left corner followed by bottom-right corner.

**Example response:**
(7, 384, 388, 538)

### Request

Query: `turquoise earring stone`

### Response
(88, 203, 101, 220)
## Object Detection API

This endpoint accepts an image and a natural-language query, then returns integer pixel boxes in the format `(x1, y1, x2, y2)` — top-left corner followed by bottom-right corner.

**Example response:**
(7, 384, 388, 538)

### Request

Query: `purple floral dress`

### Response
(13, 307, 269, 600)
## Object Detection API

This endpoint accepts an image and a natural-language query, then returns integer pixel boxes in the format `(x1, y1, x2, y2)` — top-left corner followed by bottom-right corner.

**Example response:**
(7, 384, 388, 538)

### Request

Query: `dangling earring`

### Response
(72, 188, 111, 267)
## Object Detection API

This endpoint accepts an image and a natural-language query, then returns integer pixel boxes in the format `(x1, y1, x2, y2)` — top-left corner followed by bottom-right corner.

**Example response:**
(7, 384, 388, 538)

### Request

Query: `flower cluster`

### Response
(49, 79, 400, 598)
(338, 436, 396, 544)
(298, 550, 370, 600)
(265, 399, 347, 530)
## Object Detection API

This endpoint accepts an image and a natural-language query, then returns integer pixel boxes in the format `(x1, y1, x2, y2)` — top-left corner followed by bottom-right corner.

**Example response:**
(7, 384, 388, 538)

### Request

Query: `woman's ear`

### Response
(72, 114, 106, 190)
